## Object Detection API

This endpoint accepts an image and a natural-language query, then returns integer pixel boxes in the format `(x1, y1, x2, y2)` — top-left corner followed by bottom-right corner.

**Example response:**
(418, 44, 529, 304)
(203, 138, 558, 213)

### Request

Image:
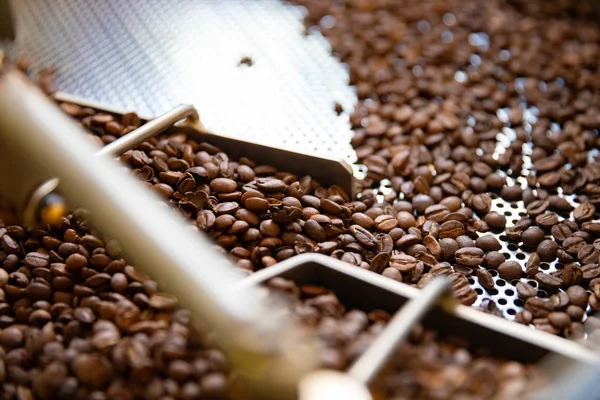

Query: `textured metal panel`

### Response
(1, 0, 357, 162)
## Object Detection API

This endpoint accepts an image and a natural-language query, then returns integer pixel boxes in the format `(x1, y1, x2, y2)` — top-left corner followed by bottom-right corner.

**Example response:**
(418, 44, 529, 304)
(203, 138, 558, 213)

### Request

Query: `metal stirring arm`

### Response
(0, 65, 316, 399)
(299, 277, 453, 400)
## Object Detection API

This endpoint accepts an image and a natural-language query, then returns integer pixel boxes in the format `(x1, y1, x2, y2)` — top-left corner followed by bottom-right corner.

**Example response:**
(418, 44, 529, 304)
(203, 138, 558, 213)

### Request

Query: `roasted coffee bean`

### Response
(439, 220, 464, 239)
(515, 310, 533, 325)
(563, 236, 585, 256)
(454, 247, 484, 267)
(525, 297, 555, 318)
(521, 227, 546, 248)
(537, 239, 559, 262)
(535, 272, 563, 290)
(470, 194, 492, 214)
(455, 236, 475, 248)
(548, 312, 571, 329)
(582, 264, 600, 280)
(498, 261, 522, 280)
(526, 200, 549, 217)
(562, 264, 583, 286)
(439, 238, 459, 260)
(389, 254, 418, 273)
(578, 245, 600, 264)
(535, 212, 559, 229)
(484, 212, 506, 230)
(566, 285, 589, 309)
(476, 269, 494, 290)
(484, 251, 506, 270)
(475, 235, 500, 251)
(566, 305, 585, 322)
(516, 282, 537, 300)
(574, 203, 596, 223)
(551, 223, 572, 243)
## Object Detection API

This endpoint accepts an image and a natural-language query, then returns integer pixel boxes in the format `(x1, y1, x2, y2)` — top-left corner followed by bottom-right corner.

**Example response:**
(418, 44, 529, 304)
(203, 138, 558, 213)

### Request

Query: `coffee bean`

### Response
(521, 227, 546, 248)
(65, 253, 87, 273)
(535, 212, 559, 229)
(454, 247, 484, 267)
(485, 251, 506, 270)
(535, 272, 563, 290)
(551, 223, 572, 243)
(498, 261, 522, 280)
(574, 203, 595, 223)
(396, 211, 416, 230)
(470, 194, 492, 214)
(548, 312, 571, 329)
(582, 264, 600, 280)
(390, 254, 418, 273)
(484, 212, 506, 230)
(526, 200, 550, 217)
(566, 285, 588, 309)
(476, 269, 494, 290)
(439, 238, 459, 260)
(563, 236, 585, 256)
(350, 225, 377, 248)
(537, 239, 558, 262)
(24, 252, 50, 268)
(578, 245, 600, 264)
(352, 213, 374, 229)
(562, 264, 583, 286)
(515, 310, 533, 325)
(72, 353, 113, 389)
(439, 220, 464, 239)
(516, 282, 537, 300)
(475, 235, 500, 251)
(525, 297, 555, 318)
(566, 305, 585, 322)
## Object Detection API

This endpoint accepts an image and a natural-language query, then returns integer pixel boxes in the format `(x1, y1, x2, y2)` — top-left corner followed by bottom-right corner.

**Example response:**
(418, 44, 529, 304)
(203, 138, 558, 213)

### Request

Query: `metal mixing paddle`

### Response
(299, 277, 455, 400)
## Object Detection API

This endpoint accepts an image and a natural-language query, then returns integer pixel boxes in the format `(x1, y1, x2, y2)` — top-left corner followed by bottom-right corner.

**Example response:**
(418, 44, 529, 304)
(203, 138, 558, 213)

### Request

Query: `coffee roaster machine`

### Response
(1, 1, 600, 398)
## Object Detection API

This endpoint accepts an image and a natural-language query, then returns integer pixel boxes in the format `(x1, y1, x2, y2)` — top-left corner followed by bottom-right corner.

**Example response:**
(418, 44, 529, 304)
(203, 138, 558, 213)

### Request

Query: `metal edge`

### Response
(238, 253, 600, 367)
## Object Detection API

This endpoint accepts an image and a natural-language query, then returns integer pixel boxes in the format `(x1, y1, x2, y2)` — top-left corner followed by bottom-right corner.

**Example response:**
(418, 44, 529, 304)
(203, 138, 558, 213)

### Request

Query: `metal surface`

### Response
(1, 0, 357, 162)
(348, 278, 453, 385)
(0, 68, 317, 399)
(240, 253, 599, 367)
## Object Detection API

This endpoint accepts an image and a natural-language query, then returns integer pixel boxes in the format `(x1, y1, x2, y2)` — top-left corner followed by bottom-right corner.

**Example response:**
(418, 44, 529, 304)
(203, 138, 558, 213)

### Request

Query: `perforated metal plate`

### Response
(0, 0, 357, 161)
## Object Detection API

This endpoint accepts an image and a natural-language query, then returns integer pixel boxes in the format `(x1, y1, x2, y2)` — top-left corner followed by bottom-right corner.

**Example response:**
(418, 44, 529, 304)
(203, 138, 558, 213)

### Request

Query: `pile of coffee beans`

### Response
(267, 277, 544, 399)
(378, 325, 544, 399)
(52, 0, 600, 339)
(0, 214, 229, 399)
(282, 0, 600, 335)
